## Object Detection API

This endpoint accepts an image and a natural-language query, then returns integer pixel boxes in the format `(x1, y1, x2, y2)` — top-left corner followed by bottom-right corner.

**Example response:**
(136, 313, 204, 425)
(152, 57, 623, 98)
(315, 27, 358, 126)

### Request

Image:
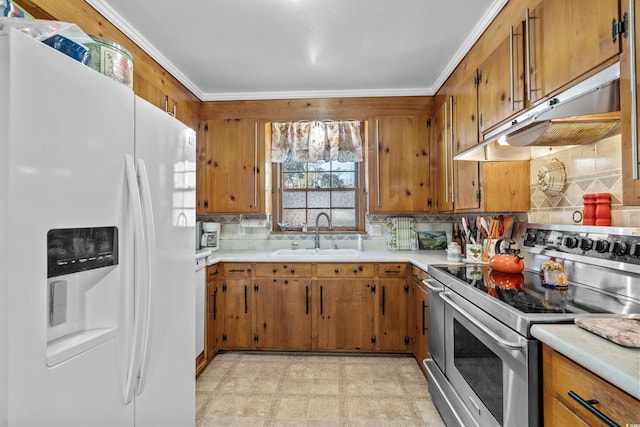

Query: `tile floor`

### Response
(196, 352, 446, 426)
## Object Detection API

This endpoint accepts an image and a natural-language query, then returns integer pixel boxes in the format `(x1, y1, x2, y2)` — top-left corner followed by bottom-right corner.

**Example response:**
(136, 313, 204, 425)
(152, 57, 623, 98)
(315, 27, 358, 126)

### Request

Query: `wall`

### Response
(528, 135, 640, 227)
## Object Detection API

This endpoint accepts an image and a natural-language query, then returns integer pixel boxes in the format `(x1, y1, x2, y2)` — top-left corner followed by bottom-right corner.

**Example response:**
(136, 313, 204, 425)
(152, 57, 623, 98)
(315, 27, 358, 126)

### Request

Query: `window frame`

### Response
(271, 160, 366, 233)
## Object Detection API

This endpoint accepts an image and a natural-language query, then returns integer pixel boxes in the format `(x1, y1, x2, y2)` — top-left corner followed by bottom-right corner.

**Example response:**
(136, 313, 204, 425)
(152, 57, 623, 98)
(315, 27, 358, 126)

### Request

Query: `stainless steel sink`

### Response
(270, 248, 360, 258)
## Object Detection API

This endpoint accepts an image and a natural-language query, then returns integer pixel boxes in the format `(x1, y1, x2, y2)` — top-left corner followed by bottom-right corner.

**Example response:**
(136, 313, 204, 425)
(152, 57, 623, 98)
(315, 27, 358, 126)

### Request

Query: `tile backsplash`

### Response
(528, 134, 640, 227)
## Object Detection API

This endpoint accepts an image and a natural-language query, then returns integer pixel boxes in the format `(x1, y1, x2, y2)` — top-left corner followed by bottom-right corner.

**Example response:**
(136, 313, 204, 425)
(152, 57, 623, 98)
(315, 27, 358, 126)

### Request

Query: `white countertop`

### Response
(196, 248, 450, 271)
(531, 324, 640, 400)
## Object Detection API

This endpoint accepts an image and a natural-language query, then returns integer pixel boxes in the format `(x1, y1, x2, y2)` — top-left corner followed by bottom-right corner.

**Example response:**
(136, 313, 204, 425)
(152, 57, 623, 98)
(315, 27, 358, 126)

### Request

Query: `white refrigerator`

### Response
(0, 26, 195, 426)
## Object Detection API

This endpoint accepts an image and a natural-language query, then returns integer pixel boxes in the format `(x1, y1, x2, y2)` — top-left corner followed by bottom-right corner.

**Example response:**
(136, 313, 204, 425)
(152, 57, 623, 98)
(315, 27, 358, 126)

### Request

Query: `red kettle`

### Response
(489, 238, 525, 273)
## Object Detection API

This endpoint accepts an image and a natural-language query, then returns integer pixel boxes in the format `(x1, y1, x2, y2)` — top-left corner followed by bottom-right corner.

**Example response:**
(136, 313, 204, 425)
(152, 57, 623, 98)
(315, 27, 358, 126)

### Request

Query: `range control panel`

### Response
(522, 227, 640, 265)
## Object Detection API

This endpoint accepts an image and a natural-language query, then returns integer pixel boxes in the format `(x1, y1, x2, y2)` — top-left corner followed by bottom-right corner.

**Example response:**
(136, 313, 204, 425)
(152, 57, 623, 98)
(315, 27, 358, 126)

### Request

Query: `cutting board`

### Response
(575, 318, 640, 348)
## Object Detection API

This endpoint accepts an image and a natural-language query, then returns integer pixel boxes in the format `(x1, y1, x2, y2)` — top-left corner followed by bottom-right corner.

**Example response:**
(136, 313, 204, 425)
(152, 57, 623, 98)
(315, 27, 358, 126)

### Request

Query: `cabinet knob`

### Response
(352, 269, 358, 273)
(272, 268, 277, 273)
(334, 268, 340, 274)
(290, 269, 295, 274)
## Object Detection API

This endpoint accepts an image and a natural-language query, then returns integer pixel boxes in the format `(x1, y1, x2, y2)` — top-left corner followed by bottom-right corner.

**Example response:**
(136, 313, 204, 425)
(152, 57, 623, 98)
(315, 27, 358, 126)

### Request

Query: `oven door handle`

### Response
(422, 278, 445, 292)
(441, 292, 524, 350)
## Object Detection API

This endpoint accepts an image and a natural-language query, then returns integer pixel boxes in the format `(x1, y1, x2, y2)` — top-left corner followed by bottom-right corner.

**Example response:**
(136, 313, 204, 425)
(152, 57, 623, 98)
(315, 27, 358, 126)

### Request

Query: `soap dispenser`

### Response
(357, 235, 364, 251)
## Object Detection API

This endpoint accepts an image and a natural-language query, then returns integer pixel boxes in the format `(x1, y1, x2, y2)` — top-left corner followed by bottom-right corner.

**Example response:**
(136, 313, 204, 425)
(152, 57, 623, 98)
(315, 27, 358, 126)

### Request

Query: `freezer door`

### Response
(4, 29, 136, 426)
(132, 96, 196, 426)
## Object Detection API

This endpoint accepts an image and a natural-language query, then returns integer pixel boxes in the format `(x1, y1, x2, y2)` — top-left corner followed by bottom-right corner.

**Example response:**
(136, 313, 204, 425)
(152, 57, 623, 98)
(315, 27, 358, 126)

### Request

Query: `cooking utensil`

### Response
(480, 217, 490, 238)
(461, 218, 475, 244)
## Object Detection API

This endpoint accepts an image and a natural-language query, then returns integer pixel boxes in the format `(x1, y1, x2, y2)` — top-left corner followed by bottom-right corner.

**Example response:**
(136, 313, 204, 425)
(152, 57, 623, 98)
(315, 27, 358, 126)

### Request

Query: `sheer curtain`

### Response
(271, 120, 363, 163)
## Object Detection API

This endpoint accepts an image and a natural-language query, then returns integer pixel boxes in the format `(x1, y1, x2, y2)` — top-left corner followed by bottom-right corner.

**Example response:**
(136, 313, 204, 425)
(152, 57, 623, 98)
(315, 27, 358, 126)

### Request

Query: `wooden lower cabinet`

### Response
(206, 264, 223, 362)
(377, 263, 409, 352)
(254, 278, 312, 350)
(221, 263, 253, 349)
(408, 266, 429, 374)
(542, 344, 640, 426)
(315, 279, 375, 351)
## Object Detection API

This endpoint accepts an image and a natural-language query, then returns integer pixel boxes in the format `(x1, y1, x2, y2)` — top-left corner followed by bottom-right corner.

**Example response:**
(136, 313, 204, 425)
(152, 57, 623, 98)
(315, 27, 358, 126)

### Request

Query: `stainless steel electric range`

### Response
(424, 223, 640, 427)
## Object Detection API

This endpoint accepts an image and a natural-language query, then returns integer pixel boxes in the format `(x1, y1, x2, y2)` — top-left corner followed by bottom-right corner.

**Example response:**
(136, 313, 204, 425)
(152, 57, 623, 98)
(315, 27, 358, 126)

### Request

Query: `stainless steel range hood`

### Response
(455, 62, 621, 162)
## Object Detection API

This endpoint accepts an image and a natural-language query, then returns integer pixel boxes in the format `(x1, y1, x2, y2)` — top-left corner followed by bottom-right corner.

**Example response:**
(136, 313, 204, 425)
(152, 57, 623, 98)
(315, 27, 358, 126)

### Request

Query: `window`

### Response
(270, 120, 366, 232)
(274, 160, 365, 231)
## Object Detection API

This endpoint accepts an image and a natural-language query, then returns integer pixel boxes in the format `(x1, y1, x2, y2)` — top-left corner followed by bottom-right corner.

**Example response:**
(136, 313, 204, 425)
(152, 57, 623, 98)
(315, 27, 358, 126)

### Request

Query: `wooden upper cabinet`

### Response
(432, 96, 454, 212)
(527, 0, 621, 104)
(203, 119, 265, 214)
(452, 74, 481, 211)
(368, 115, 432, 214)
(478, 21, 526, 134)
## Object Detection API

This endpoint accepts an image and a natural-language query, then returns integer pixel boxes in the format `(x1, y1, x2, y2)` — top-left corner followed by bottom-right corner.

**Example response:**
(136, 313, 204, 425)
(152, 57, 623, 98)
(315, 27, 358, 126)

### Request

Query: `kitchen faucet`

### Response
(314, 212, 332, 249)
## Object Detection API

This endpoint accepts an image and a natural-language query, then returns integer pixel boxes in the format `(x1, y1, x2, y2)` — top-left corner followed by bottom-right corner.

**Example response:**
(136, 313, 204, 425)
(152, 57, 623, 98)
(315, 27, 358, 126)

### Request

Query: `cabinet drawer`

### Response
(206, 264, 220, 282)
(378, 263, 407, 277)
(316, 263, 374, 278)
(222, 263, 252, 276)
(411, 265, 429, 282)
(543, 345, 640, 426)
(254, 263, 312, 277)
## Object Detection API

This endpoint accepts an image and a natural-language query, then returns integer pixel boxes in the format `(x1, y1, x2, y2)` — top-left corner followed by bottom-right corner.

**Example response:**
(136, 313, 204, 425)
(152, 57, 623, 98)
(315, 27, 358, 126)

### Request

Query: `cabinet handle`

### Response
(444, 102, 450, 204)
(630, 0, 639, 180)
(384, 269, 401, 274)
(253, 121, 258, 208)
(510, 25, 515, 111)
(244, 285, 248, 314)
(320, 285, 324, 315)
(525, 8, 533, 101)
(449, 96, 455, 203)
(381, 286, 386, 315)
(228, 269, 246, 273)
(305, 286, 309, 315)
(213, 288, 218, 320)
(375, 119, 381, 207)
(567, 391, 619, 427)
(421, 300, 427, 335)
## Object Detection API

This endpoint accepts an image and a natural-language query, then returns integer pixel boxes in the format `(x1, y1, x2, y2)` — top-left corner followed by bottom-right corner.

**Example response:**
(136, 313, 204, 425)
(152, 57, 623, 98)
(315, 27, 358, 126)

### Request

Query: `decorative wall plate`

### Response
(536, 159, 566, 196)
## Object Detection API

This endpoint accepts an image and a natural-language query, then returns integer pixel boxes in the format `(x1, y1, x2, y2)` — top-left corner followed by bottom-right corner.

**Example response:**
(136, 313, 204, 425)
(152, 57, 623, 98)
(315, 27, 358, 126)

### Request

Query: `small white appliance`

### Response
(201, 222, 221, 251)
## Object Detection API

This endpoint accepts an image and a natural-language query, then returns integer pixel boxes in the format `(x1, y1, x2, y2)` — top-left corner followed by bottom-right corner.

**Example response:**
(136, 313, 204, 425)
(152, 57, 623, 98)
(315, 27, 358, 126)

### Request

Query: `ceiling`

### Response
(87, 0, 506, 101)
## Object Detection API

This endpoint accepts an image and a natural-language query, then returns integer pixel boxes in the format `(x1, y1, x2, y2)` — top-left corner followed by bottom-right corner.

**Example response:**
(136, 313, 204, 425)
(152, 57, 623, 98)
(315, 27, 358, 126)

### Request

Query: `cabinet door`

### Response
(621, 0, 640, 205)
(369, 115, 431, 213)
(254, 278, 312, 350)
(206, 279, 224, 361)
(412, 282, 429, 370)
(483, 161, 531, 212)
(527, 0, 621, 104)
(478, 21, 526, 133)
(452, 74, 481, 211)
(222, 277, 253, 349)
(377, 278, 409, 352)
(204, 119, 264, 214)
(432, 96, 454, 212)
(315, 280, 374, 351)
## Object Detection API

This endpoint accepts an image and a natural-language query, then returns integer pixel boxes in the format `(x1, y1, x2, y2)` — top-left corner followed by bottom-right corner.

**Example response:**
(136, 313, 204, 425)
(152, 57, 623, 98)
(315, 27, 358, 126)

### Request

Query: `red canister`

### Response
(595, 193, 611, 226)
(583, 194, 596, 225)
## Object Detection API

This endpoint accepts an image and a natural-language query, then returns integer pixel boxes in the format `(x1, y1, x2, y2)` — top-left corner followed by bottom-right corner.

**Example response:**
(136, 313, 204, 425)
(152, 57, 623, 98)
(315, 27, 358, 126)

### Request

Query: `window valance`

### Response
(271, 120, 363, 163)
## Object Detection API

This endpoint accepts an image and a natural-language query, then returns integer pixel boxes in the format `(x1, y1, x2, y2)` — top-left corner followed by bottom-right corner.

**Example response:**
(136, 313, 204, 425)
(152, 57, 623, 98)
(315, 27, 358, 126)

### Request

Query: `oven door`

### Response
(442, 290, 540, 427)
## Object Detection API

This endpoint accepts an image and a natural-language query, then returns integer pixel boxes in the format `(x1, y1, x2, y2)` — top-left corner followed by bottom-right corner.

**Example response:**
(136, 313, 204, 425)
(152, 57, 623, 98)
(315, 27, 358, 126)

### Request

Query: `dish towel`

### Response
(386, 217, 417, 250)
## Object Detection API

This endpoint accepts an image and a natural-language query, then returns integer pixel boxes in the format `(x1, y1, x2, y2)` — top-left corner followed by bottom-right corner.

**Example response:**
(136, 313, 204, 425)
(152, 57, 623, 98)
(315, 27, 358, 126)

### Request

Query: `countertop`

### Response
(196, 248, 450, 271)
(531, 324, 640, 400)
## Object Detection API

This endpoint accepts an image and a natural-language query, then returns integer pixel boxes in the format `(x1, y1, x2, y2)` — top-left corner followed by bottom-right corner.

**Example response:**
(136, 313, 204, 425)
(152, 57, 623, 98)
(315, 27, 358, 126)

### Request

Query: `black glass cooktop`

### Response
(435, 264, 608, 315)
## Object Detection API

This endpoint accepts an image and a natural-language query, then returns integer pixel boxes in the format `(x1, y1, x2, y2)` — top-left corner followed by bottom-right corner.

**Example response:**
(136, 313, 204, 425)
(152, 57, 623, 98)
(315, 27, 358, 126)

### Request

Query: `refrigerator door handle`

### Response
(123, 154, 147, 405)
(135, 158, 156, 396)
